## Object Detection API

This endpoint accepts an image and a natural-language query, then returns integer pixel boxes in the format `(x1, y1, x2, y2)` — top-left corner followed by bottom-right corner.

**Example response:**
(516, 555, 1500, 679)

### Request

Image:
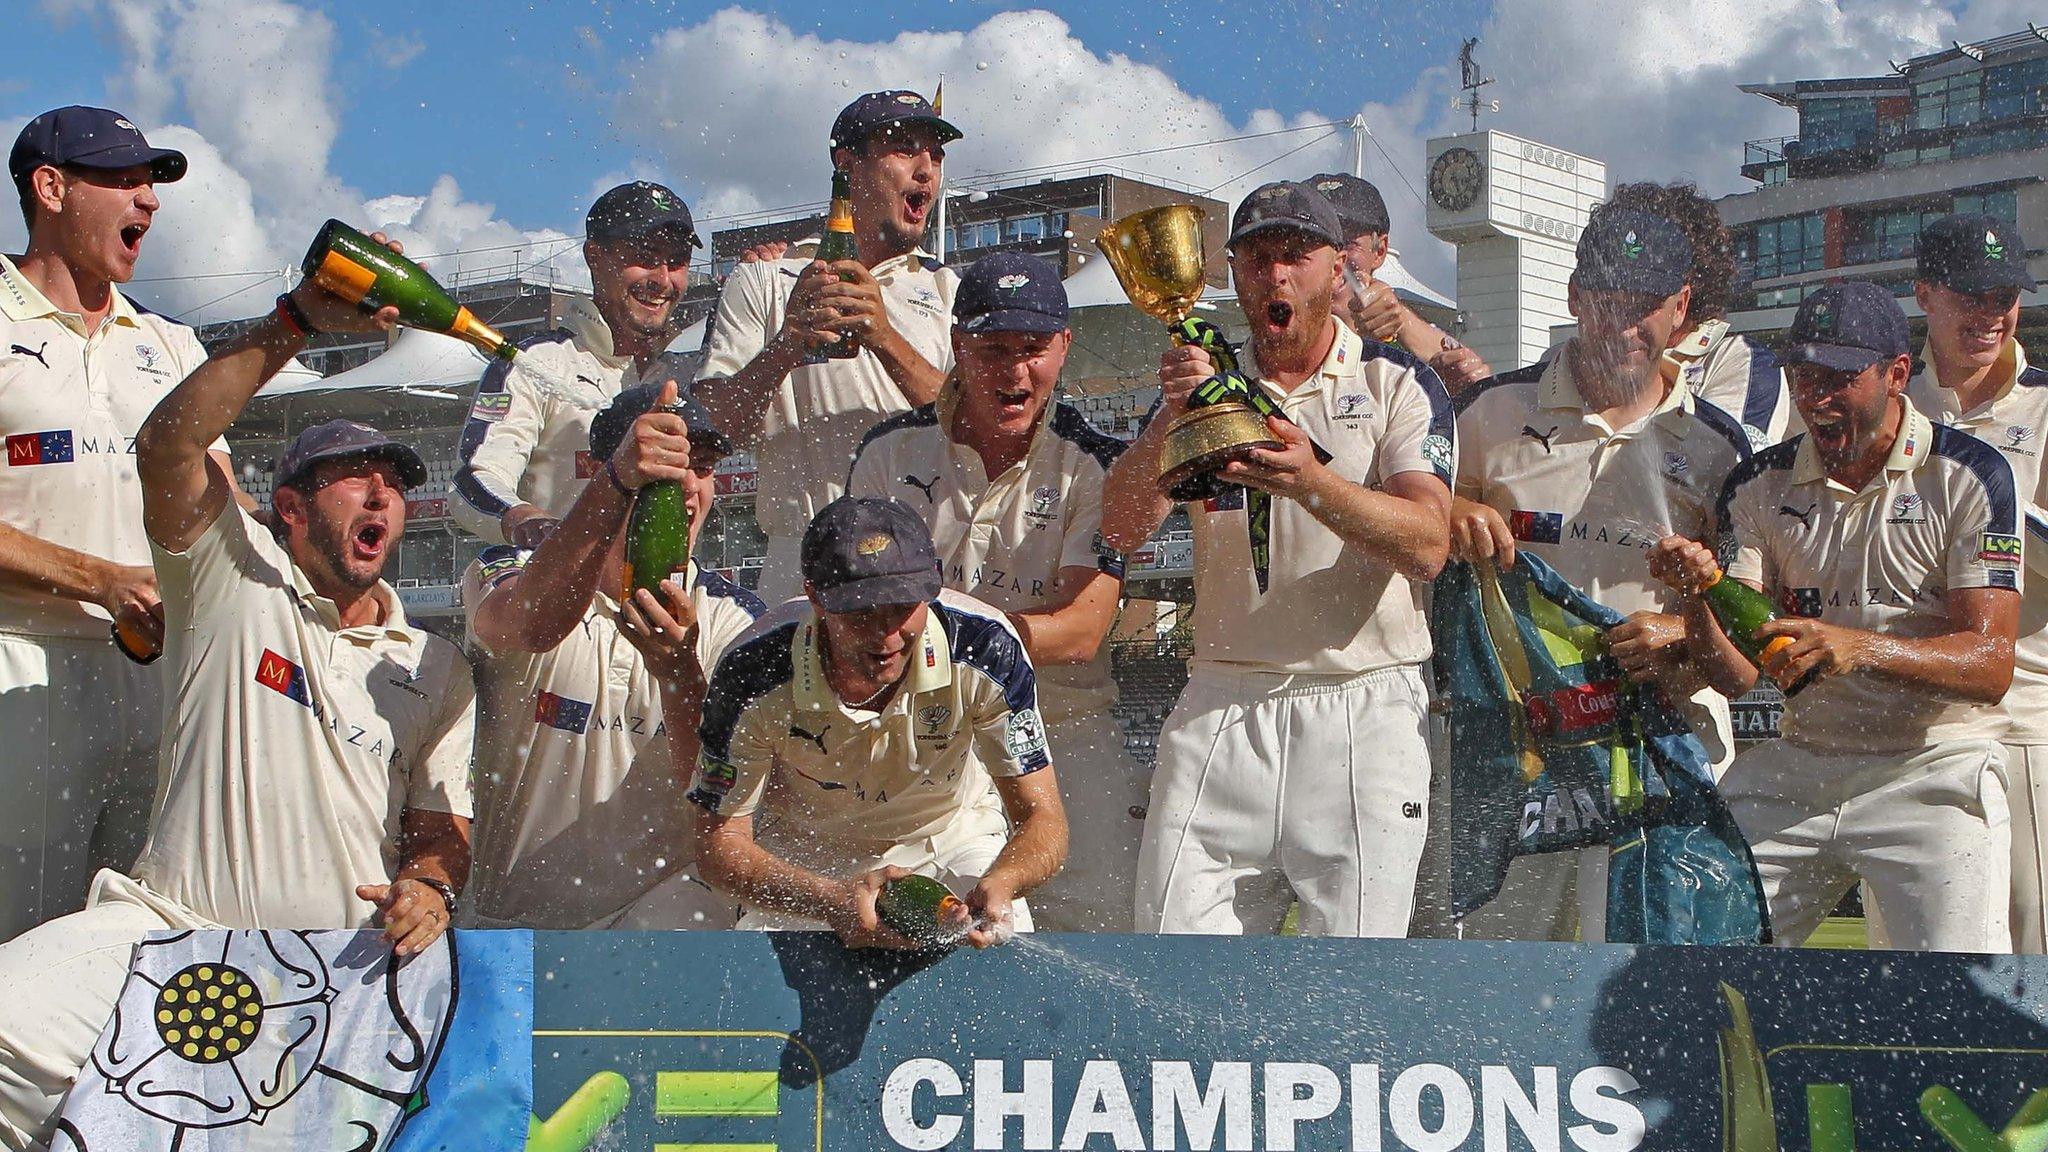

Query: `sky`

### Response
(3, 0, 2036, 324)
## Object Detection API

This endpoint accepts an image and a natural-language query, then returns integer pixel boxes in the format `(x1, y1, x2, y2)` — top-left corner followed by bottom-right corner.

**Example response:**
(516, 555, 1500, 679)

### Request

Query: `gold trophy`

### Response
(1094, 205, 1280, 497)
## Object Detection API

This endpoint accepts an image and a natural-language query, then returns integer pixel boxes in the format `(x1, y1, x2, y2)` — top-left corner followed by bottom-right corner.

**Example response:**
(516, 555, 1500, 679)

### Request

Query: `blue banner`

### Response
(530, 933, 2048, 1152)
(56, 930, 2048, 1150)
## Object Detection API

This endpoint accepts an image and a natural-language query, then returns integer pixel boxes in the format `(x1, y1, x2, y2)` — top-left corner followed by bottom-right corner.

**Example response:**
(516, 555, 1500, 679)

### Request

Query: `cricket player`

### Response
(0, 252, 475, 1149)
(695, 91, 959, 603)
(1604, 181, 1794, 450)
(1101, 181, 1456, 937)
(0, 108, 247, 940)
(455, 181, 701, 547)
(1655, 281, 2022, 952)
(464, 383, 763, 929)
(687, 497, 1068, 949)
(848, 251, 1148, 931)
(1445, 207, 1754, 942)
(1309, 171, 1491, 391)
(1904, 213, 2045, 950)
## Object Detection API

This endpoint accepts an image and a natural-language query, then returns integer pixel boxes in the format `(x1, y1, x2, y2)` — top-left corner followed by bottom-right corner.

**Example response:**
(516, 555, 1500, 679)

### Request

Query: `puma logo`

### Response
(1520, 425, 1560, 453)
(9, 342, 48, 369)
(1778, 503, 1817, 527)
(575, 374, 599, 388)
(789, 724, 830, 755)
(900, 474, 940, 504)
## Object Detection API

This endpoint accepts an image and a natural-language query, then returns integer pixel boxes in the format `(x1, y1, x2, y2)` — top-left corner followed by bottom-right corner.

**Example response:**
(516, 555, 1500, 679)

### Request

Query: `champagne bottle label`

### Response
(313, 251, 378, 304)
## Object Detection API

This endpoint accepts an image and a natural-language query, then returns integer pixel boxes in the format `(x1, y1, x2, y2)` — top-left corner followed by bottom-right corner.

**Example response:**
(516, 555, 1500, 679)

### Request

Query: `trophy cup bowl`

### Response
(1094, 205, 1281, 495)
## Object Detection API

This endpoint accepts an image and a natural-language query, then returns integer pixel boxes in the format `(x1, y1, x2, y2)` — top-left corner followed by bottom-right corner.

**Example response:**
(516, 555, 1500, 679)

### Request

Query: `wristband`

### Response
(408, 876, 459, 918)
(603, 456, 635, 496)
(274, 292, 320, 337)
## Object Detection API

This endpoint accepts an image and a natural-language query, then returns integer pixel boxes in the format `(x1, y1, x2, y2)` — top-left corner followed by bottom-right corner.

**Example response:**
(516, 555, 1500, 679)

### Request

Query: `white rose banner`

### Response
(50, 929, 532, 1152)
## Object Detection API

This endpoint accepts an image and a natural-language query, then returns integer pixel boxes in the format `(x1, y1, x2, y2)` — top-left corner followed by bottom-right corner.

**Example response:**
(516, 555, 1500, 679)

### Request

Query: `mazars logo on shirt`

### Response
(5, 430, 74, 466)
(534, 690, 594, 734)
(255, 649, 313, 707)
(1509, 509, 1564, 545)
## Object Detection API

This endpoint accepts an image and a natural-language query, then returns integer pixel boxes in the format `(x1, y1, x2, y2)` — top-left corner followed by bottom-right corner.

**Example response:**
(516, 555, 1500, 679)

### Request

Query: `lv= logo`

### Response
(1718, 983, 2048, 1151)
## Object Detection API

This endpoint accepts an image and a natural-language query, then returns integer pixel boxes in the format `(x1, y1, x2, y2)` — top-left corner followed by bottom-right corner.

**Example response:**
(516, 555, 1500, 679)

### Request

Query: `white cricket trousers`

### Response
(1135, 663, 1433, 937)
(2006, 743, 2048, 952)
(0, 634, 163, 944)
(1026, 707, 1151, 932)
(0, 872, 213, 1151)
(736, 799, 1035, 933)
(1723, 738, 2010, 952)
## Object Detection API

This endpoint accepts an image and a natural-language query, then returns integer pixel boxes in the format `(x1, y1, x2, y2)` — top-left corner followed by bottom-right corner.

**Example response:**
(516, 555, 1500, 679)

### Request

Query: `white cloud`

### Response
(8, 0, 586, 322)
(619, 8, 1389, 245)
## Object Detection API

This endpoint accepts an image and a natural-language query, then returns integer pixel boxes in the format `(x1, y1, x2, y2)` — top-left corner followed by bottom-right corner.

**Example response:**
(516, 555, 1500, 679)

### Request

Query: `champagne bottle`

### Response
(1699, 568, 1817, 696)
(876, 874, 969, 946)
(300, 220, 516, 361)
(816, 170, 862, 360)
(621, 414, 693, 598)
(111, 619, 160, 665)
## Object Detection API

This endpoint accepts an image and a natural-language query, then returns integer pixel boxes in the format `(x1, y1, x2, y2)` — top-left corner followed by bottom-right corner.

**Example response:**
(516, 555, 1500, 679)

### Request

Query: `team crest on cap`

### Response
(895, 94, 922, 105)
(1622, 231, 1643, 260)
(114, 118, 136, 131)
(857, 533, 893, 556)
(995, 274, 1030, 290)
(1987, 230, 2007, 261)
(650, 187, 679, 210)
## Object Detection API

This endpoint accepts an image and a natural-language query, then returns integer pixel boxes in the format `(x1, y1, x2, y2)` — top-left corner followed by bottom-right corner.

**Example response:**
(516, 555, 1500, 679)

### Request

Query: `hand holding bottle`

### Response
(1648, 535, 1720, 594)
(608, 380, 695, 492)
(811, 260, 890, 349)
(288, 229, 408, 336)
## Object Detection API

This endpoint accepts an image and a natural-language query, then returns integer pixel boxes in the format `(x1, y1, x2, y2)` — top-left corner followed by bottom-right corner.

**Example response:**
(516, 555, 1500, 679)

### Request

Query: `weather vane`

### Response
(1453, 38, 1500, 132)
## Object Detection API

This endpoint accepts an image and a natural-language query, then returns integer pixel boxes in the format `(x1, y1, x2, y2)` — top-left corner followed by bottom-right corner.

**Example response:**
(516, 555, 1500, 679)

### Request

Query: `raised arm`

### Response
(469, 381, 694, 654)
(692, 262, 843, 449)
(136, 245, 400, 552)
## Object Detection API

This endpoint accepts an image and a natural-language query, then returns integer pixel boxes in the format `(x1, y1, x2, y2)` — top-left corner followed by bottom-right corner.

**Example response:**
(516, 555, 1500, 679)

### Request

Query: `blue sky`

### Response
(6, 0, 2025, 319)
(15, 1, 1489, 237)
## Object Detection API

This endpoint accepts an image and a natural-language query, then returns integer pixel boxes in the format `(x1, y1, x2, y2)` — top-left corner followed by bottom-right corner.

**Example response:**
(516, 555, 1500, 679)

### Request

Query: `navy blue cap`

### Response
(9, 106, 186, 186)
(829, 91, 962, 153)
(587, 382, 733, 461)
(586, 182, 700, 248)
(274, 420, 427, 490)
(954, 252, 1068, 334)
(1575, 208, 1692, 296)
(1780, 281, 1912, 373)
(801, 497, 942, 613)
(1918, 214, 2036, 294)
(1228, 181, 1345, 250)
(1307, 173, 1391, 239)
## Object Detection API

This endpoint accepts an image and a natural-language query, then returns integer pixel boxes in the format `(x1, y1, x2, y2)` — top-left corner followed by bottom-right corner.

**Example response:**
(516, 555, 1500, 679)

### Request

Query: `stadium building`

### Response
(1717, 27, 2047, 342)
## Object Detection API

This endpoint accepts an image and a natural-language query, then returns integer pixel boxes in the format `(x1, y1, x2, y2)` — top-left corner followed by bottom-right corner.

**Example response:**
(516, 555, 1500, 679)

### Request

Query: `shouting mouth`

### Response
(901, 189, 932, 227)
(118, 222, 148, 260)
(351, 521, 389, 562)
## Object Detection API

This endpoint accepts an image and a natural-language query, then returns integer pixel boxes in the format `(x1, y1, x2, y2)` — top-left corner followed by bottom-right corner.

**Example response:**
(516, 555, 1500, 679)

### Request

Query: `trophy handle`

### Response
(1170, 315, 1242, 378)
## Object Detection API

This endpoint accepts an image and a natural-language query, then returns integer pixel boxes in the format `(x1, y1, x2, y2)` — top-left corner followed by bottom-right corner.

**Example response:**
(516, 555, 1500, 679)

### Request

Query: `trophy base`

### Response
(1158, 402, 1283, 499)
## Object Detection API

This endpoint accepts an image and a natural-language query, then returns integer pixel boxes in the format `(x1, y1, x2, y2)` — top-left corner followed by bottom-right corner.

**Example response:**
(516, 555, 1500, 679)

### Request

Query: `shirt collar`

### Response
(283, 540, 413, 642)
(869, 248, 940, 280)
(1792, 397, 1934, 486)
(791, 602, 952, 713)
(1912, 339, 2030, 424)
(0, 252, 139, 330)
(560, 295, 629, 369)
(1665, 318, 1730, 363)
(1540, 343, 1692, 430)
(1251, 319, 1358, 400)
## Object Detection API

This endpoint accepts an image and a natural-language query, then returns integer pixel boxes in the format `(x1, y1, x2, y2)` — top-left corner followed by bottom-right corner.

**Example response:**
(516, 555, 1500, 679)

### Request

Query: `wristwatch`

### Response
(409, 876, 459, 918)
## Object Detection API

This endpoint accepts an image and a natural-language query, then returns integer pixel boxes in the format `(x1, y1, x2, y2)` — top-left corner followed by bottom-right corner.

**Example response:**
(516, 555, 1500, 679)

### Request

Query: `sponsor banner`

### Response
(530, 933, 2048, 1152)
(715, 469, 759, 497)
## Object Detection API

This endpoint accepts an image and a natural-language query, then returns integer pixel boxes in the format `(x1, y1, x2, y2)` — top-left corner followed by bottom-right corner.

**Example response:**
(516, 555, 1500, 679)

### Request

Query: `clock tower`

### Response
(1423, 130, 1607, 373)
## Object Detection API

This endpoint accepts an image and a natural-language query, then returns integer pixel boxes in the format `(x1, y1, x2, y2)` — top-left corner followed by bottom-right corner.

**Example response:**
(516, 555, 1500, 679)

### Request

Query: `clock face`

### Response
(1429, 147, 1485, 212)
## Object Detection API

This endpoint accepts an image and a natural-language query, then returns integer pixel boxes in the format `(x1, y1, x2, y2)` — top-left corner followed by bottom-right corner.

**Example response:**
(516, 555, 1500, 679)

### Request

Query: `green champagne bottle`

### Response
(816, 170, 861, 360)
(301, 220, 516, 361)
(621, 415, 692, 598)
(876, 874, 969, 946)
(1699, 568, 1817, 696)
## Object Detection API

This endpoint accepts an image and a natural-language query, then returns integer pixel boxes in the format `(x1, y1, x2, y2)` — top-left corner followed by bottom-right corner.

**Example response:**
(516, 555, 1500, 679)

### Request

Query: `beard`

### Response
(1247, 282, 1335, 370)
(303, 512, 384, 593)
